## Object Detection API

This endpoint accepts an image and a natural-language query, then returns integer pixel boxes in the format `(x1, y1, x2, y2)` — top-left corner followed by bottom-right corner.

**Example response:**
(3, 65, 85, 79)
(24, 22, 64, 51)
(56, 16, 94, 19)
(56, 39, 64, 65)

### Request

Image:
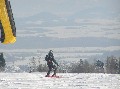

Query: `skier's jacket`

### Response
(45, 55, 59, 66)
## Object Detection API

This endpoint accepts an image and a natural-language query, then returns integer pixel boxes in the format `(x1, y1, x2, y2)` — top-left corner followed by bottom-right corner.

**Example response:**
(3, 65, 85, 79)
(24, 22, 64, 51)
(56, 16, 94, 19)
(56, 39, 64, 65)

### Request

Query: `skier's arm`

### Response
(53, 58, 59, 66)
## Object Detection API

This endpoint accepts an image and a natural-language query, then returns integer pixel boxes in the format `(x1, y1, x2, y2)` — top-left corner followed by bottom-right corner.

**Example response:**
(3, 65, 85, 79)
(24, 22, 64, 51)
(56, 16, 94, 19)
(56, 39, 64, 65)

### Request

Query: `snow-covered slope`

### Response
(0, 73, 120, 89)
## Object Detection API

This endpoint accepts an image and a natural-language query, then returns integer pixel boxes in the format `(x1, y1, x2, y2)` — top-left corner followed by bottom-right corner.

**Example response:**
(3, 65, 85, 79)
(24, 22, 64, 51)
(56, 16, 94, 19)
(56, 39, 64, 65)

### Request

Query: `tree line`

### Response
(0, 53, 6, 72)
(0, 53, 120, 74)
(29, 55, 120, 74)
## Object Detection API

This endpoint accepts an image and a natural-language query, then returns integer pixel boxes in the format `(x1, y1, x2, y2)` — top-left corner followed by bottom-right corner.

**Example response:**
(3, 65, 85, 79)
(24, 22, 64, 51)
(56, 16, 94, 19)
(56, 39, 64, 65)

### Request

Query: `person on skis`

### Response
(45, 50, 59, 77)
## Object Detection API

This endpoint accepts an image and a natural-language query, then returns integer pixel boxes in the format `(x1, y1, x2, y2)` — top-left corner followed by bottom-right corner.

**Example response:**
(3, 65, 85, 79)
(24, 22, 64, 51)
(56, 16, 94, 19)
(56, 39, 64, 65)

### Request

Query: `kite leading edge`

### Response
(0, 0, 16, 44)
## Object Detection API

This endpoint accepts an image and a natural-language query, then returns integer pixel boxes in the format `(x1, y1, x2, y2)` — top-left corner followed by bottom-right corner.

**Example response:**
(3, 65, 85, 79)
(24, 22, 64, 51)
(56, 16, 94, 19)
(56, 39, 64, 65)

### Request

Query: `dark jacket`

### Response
(45, 55, 59, 66)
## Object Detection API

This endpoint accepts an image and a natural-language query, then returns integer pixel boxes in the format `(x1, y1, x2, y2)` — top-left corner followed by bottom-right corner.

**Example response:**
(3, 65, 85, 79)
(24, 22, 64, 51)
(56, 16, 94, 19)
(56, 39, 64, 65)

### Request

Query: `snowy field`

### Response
(0, 73, 120, 89)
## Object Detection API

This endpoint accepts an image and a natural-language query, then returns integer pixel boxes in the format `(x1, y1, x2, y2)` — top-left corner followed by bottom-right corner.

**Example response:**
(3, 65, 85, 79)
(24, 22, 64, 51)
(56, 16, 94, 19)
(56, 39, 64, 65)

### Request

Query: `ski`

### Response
(45, 75, 60, 78)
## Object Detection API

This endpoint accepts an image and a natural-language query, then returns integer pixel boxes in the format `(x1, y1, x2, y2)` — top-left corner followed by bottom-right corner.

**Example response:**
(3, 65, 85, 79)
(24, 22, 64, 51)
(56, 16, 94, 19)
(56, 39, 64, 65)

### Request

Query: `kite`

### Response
(0, 0, 16, 44)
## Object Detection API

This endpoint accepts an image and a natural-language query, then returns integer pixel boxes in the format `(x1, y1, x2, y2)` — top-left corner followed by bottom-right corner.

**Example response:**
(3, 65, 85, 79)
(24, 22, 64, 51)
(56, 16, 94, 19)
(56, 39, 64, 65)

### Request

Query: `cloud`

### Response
(11, 0, 119, 18)
(26, 21, 43, 25)
(1, 46, 120, 53)
(17, 21, 120, 40)
(2, 46, 120, 62)
(17, 30, 43, 37)
(74, 19, 120, 25)
(41, 25, 120, 39)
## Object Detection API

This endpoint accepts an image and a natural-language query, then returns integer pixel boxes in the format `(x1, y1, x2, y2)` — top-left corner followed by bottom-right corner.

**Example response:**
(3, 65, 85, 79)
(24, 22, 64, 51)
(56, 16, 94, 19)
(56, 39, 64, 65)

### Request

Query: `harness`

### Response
(45, 55, 54, 65)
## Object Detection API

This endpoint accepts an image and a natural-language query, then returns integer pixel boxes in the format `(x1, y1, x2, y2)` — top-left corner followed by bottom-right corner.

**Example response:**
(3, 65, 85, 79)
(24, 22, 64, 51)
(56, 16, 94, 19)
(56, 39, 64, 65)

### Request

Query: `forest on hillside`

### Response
(28, 55, 120, 74)
(0, 52, 120, 74)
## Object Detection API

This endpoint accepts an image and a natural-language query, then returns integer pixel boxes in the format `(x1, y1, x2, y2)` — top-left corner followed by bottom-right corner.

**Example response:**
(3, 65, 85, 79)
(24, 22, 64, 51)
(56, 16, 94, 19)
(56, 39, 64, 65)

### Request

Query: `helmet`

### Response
(48, 50, 53, 57)
(49, 50, 53, 52)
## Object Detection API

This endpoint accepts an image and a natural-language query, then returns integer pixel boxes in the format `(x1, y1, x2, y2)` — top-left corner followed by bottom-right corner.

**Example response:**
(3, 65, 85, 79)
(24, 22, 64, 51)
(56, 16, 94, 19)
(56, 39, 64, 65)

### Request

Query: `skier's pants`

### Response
(47, 65, 57, 76)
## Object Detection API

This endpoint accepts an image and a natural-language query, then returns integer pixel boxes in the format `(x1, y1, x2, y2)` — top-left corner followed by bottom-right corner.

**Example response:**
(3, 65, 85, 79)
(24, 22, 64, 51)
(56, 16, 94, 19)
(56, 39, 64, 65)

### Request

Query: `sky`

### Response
(0, 0, 120, 58)
(10, 0, 120, 18)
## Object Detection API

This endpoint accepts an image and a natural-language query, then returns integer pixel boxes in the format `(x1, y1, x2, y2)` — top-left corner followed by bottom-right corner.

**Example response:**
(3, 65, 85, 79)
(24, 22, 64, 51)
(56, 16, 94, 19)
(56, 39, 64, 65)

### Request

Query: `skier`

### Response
(45, 50, 59, 77)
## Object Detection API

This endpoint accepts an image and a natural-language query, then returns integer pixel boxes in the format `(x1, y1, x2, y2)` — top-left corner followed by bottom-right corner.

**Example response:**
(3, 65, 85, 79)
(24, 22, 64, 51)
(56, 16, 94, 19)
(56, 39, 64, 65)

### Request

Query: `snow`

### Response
(0, 73, 120, 89)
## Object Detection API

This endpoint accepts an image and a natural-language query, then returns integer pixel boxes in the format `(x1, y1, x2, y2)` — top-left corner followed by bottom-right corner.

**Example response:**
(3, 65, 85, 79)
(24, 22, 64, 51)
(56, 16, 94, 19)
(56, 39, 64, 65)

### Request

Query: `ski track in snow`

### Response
(0, 73, 120, 89)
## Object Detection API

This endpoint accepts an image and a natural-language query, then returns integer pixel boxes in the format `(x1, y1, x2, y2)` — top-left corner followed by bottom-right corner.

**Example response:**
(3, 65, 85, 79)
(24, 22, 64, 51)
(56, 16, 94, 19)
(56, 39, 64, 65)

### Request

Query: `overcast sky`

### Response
(0, 0, 120, 64)
(10, 0, 120, 18)
(0, 0, 120, 53)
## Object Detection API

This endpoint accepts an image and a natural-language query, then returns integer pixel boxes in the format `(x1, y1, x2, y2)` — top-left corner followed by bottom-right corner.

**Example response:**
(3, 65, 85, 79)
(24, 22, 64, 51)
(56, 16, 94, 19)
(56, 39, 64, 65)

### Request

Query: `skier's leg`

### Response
(52, 65, 57, 76)
(46, 66, 52, 77)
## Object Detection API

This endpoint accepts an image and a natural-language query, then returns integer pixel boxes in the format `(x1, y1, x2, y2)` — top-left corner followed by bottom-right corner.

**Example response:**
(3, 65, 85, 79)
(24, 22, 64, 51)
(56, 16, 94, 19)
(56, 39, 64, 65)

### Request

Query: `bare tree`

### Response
(106, 56, 119, 74)
(29, 57, 37, 72)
